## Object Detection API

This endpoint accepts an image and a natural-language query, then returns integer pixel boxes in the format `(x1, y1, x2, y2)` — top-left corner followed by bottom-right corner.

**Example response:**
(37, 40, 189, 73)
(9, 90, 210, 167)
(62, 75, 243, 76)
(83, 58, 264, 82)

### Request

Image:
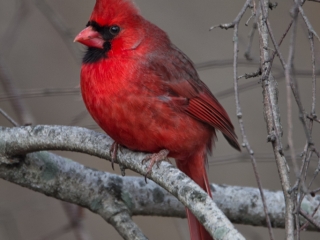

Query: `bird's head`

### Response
(74, 0, 146, 63)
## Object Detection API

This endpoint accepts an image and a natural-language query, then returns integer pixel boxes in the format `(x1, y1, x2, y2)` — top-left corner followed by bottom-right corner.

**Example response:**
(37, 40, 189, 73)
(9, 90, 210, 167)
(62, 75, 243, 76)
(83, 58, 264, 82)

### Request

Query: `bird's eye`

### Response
(109, 25, 120, 35)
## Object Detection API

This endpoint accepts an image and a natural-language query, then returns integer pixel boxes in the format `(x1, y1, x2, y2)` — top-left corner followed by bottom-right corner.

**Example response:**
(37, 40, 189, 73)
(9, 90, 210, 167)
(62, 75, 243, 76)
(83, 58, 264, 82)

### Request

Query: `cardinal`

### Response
(74, 0, 240, 239)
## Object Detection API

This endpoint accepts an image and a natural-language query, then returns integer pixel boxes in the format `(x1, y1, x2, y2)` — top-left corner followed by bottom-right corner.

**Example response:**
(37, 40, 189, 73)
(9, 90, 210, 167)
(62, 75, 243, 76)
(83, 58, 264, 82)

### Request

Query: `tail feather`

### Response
(186, 208, 212, 240)
(176, 151, 213, 240)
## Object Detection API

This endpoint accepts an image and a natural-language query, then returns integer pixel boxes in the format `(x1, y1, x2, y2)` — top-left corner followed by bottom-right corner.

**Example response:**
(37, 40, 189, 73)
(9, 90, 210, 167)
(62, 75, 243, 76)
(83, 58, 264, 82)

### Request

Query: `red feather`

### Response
(75, 1, 240, 239)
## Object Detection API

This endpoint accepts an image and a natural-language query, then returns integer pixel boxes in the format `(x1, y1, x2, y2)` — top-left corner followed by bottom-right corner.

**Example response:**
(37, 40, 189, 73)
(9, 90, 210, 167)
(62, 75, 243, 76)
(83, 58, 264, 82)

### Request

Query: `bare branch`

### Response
(212, 1, 275, 239)
(299, 210, 320, 230)
(298, 5, 320, 42)
(209, 1, 252, 30)
(258, 0, 295, 238)
(244, 22, 257, 60)
(238, 68, 261, 80)
(309, 32, 317, 118)
(3, 151, 148, 240)
(0, 87, 80, 103)
(285, 2, 300, 181)
(1, 148, 320, 232)
(0, 108, 18, 126)
(0, 125, 245, 240)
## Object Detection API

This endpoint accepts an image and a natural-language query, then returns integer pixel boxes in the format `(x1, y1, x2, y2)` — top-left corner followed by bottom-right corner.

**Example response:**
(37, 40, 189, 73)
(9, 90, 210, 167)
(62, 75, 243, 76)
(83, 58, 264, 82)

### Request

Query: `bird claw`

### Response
(142, 149, 170, 183)
(110, 142, 121, 170)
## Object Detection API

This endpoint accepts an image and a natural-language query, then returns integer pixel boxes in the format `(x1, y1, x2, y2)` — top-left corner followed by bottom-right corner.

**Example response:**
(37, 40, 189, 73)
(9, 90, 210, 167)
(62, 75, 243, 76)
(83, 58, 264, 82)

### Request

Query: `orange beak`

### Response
(74, 26, 104, 49)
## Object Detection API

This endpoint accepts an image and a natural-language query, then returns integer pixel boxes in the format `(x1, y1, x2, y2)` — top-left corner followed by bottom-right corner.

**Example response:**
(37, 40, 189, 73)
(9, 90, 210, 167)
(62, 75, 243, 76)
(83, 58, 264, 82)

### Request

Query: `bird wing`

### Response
(146, 44, 240, 151)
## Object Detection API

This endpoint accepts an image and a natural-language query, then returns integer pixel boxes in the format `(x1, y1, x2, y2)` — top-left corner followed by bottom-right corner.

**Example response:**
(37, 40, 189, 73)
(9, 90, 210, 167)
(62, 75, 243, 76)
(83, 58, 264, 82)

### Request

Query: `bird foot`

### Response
(142, 149, 170, 182)
(110, 142, 121, 170)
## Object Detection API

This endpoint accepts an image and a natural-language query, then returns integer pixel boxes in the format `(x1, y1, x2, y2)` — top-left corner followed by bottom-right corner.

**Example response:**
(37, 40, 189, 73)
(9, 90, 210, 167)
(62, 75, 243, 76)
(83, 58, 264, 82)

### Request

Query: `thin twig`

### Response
(244, 22, 257, 60)
(209, 1, 253, 30)
(298, 5, 320, 42)
(308, 16, 317, 120)
(244, 0, 258, 60)
(283, 2, 302, 238)
(290, 0, 319, 196)
(0, 108, 18, 127)
(238, 68, 261, 79)
(0, 87, 80, 102)
(263, 20, 294, 83)
(285, 3, 300, 182)
(230, 0, 275, 239)
(258, 0, 295, 238)
(299, 209, 320, 230)
(309, 150, 320, 189)
(266, 20, 286, 68)
(300, 202, 320, 231)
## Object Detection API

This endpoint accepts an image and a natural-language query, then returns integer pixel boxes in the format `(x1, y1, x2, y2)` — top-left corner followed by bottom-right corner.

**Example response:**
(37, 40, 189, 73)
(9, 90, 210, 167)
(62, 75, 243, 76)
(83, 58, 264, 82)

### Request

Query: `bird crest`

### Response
(90, 0, 140, 26)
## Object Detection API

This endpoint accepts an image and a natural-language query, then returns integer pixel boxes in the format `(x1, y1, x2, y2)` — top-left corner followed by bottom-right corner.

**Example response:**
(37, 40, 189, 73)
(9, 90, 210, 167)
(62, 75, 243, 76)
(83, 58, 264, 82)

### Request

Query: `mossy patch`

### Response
(152, 187, 164, 203)
(214, 227, 229, 240)
(90, 198, 103, 211)
(40, 153, 59, 181)
(121, 191, 134, 210)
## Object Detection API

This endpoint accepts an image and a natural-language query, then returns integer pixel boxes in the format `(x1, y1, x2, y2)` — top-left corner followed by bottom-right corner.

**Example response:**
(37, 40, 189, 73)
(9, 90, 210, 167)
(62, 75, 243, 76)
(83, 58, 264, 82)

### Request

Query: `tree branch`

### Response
(1, 148, 320, 233)
(0, 151, 147, 240)
(229, 0, 275, 238)
(257, 0, 295, 238)
(0, 125, 245, 240)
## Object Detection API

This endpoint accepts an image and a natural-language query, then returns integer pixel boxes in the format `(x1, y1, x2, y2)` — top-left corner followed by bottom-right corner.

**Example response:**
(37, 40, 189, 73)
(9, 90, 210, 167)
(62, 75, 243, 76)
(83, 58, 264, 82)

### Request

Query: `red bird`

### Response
(75, 0, 240, 239)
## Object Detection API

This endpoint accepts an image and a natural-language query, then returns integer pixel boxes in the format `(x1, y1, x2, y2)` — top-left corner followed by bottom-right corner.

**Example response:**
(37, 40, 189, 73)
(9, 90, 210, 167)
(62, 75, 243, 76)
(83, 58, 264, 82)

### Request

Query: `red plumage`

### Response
(75, 1, 240, 239)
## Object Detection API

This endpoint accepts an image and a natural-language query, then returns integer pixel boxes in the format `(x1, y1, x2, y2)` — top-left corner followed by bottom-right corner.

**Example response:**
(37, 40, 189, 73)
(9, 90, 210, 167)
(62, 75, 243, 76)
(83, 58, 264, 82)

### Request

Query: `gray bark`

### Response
(0, 125, 245, 240)
(1, 149, 320, 232)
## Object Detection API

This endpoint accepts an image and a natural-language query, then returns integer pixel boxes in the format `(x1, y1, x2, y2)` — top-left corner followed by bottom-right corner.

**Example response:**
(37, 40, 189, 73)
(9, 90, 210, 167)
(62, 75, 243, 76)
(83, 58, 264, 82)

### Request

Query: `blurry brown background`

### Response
(0, 0, 320, 239)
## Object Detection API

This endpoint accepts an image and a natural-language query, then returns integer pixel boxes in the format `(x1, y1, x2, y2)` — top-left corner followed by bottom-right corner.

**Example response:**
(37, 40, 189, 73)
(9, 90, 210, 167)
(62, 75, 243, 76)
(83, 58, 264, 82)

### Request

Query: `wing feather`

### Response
(146, 43, 241, 151)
